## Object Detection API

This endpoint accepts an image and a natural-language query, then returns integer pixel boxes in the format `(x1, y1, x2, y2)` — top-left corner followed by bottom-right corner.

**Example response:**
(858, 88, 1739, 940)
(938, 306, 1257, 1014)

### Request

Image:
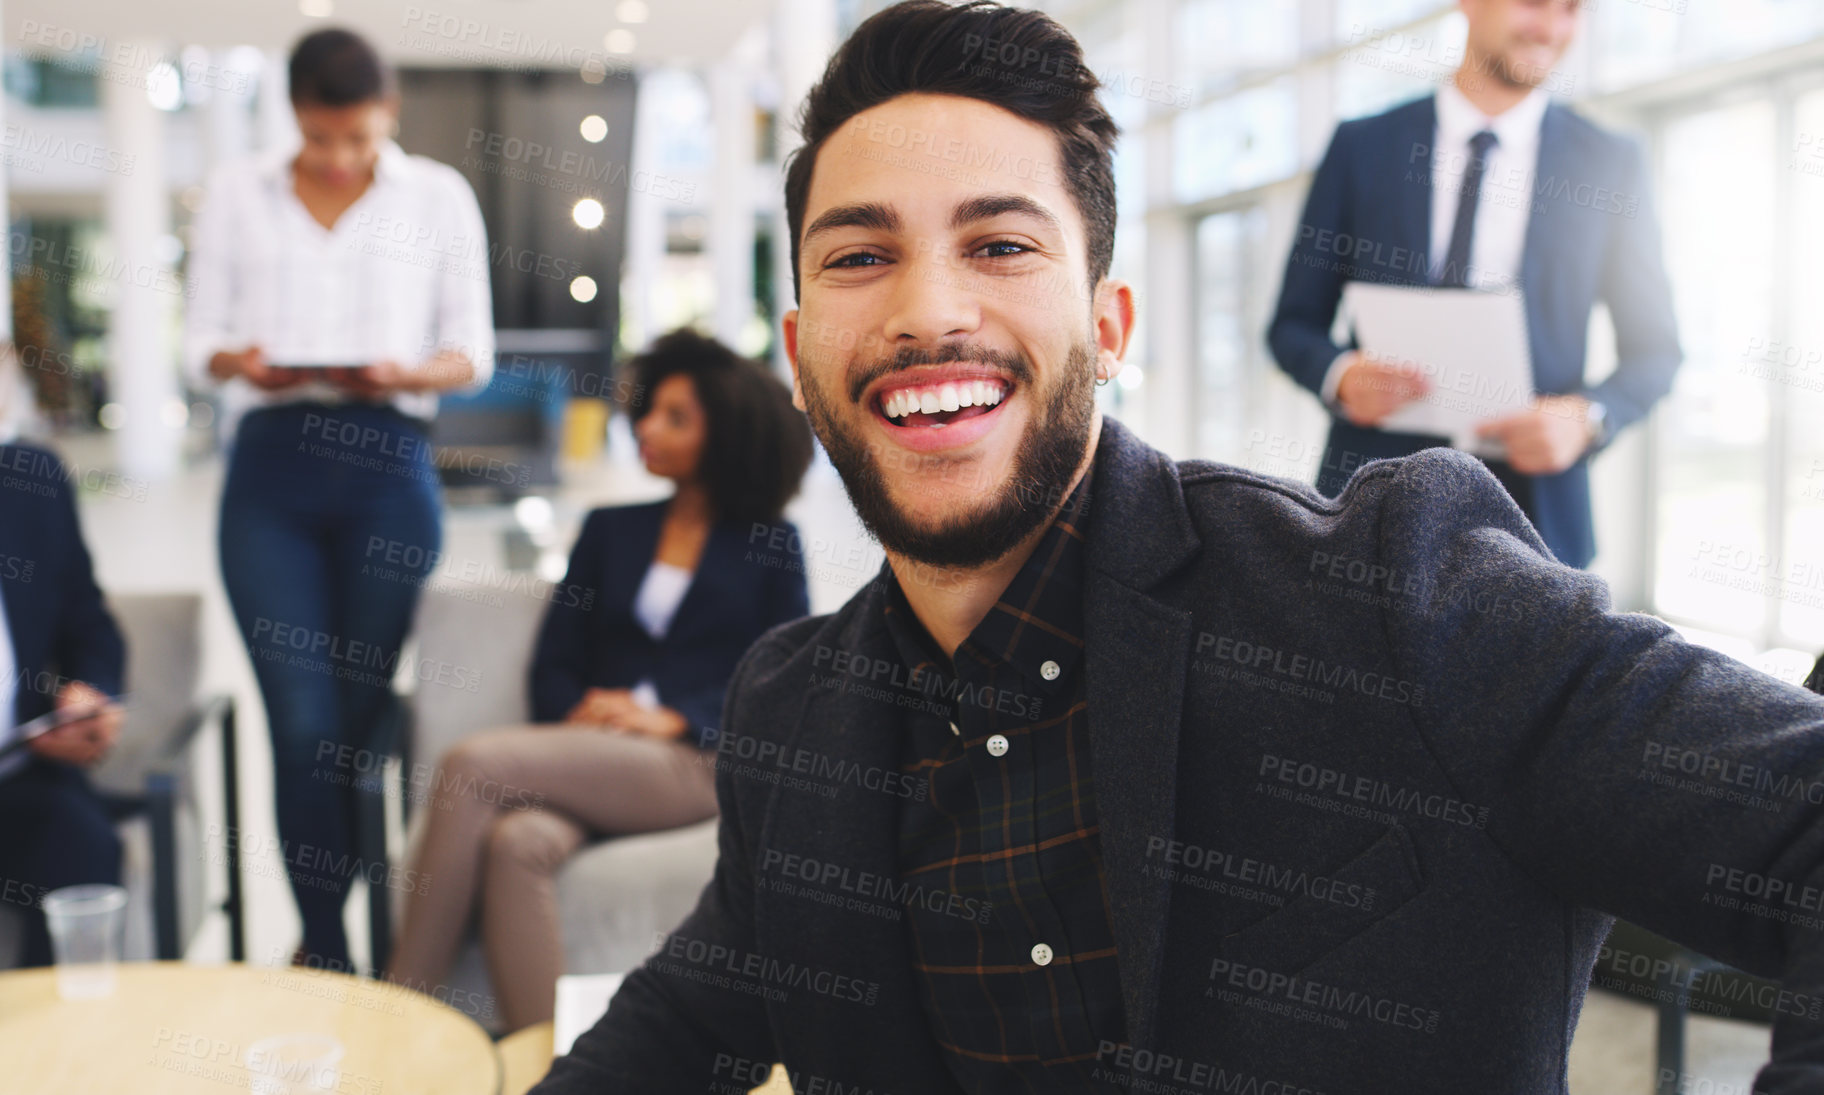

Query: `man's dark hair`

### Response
(288, 29, 393, 107)
(783, 0, 1119, 302)
(626, 328, 815, 525)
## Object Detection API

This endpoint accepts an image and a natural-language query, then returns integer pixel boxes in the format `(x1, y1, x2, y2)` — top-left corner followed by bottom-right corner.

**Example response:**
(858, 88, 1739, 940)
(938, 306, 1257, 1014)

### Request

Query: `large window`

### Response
(1649, 77, 1824, 653)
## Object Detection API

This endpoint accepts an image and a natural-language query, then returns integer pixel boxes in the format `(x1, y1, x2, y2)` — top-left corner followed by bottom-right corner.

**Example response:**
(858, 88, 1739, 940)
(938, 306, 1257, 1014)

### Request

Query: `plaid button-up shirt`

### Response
(881, 462, 1128, 1092)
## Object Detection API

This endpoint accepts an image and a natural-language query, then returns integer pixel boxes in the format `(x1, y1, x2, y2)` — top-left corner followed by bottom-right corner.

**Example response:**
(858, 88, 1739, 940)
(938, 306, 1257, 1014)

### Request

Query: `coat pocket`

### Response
(1214, 824, 1426, 978)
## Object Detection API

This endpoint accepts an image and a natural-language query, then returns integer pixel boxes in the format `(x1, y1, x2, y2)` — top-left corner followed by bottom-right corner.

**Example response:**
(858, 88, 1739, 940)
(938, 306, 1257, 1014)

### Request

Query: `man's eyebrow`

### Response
(950, 194, 1062, 234)
(801, 201, 903, 248)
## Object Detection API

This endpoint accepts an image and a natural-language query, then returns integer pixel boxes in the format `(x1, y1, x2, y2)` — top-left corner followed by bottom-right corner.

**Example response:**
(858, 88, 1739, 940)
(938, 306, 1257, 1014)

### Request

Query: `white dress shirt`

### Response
(629, 561, 694, 711)
(184, 139, 496, 427)
(0, 582, 21, 781)
(1321, 82, 1551, 404)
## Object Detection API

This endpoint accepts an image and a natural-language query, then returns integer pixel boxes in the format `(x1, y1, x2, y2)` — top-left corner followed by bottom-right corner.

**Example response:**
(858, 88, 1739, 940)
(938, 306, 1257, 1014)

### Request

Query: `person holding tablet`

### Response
(183, 28, 494, 971)
(0, 344, 127, 968)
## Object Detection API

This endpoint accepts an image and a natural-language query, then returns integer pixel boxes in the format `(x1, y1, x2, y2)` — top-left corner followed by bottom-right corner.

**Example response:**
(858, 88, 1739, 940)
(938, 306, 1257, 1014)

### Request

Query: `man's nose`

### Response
(882, 242, 982, 346)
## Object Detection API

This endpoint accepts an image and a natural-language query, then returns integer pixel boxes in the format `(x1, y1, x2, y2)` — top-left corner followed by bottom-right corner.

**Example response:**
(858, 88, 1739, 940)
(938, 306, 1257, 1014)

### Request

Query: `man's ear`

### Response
(782, 309, 806, 411)
(1091, 279, 1136, 384)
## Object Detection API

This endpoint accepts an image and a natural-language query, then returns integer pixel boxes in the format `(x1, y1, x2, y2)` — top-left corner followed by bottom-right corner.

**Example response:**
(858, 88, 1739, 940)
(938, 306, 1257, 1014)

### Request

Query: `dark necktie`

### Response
(1439, 129, 1498, 289)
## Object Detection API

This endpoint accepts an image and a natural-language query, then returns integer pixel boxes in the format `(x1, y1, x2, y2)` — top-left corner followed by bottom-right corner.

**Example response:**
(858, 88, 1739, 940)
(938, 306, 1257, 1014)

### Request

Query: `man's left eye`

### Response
(974, 241, 1031, 259)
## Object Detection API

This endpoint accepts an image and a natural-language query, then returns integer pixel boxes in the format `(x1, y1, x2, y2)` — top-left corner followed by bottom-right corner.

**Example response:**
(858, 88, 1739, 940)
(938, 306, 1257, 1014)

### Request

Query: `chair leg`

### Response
(222, 701, 246, 963)
(147, 776, 180, 961)
(1655, 987, 1687, 1095)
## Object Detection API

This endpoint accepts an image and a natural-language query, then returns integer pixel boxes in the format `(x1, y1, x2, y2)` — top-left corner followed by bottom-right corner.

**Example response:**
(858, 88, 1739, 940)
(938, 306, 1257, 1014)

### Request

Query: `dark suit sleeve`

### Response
(1371, 450, 1824, 1091)
(1583, 136, 1682, 444)
(529, 639, 780, 1092)
(528, 510, 608, 723)
(48, 459, 124, 697)
(1268, 123, 1356, 397)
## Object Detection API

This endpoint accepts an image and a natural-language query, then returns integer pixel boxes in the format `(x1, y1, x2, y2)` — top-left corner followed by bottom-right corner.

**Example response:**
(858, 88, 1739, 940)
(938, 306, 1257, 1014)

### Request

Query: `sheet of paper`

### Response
(553, 972, 626, 1057)
(1339, 282, 1535, 453)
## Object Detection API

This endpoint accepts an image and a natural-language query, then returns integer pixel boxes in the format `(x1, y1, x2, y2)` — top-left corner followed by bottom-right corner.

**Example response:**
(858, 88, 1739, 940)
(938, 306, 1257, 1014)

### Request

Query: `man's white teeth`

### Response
(884, 380, 1006, 419)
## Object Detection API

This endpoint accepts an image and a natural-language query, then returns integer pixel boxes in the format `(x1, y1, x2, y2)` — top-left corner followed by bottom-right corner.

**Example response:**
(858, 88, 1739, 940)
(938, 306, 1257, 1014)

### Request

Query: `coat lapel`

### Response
(662, 521, 736, 647)
(608, 501, 666, 616)
(1081, 418, 1201, 1049)
(1394, 95, 1439, 285)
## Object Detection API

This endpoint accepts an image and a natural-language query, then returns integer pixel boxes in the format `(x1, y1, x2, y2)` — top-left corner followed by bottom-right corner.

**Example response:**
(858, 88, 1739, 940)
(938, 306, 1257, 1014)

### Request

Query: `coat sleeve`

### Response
(528, 510, 608, 722)
(1583, 135, 1682, 444)
(528, 638, 782, 1091)
(1369, 449, 1824, 1091)
(48, 457, 125, 698)
(1267, 123, 1357, 397)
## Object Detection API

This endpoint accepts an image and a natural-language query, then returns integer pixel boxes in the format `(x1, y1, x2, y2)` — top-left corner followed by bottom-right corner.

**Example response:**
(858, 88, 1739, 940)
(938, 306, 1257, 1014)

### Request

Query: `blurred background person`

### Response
(385, 329, 812, 1031)
(1267, 0, 1681, 569)
(0, 336, 127, 968)
(182, 27, 494, 970)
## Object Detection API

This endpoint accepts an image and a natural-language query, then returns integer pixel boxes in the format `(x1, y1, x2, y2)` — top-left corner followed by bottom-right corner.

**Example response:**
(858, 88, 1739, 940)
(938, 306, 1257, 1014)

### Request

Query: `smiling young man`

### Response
(534, 3, 1824, 1093)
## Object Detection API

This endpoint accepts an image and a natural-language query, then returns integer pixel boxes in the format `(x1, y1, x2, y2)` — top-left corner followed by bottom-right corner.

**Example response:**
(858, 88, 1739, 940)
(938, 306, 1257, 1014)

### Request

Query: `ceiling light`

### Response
(572, 199, 605, 229)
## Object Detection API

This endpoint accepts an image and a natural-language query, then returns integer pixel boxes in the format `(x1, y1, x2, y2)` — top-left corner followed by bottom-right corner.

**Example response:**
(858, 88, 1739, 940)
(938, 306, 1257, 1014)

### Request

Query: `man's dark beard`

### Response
(799, 340, 1096, 569)
(1487, 47, 1549, 90)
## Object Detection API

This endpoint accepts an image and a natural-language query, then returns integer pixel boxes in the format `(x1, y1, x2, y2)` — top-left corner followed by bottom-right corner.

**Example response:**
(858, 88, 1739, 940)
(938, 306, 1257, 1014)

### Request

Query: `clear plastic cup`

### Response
(246, 1033, 344, 1094)
(40, 884, 127, 1000)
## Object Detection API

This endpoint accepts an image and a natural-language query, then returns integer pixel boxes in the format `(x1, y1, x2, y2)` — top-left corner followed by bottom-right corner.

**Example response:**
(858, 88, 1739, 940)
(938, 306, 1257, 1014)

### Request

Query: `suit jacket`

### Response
(1268, 94, 1682, 569)
(0, 444, 125, 728)
(533, 416, 1824, 1094)
(528, 501, 810, 746)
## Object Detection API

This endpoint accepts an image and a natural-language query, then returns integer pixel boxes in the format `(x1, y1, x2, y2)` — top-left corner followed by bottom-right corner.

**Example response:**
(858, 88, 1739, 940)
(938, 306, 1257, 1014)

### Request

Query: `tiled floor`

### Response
(55, 422, 1768, 1092)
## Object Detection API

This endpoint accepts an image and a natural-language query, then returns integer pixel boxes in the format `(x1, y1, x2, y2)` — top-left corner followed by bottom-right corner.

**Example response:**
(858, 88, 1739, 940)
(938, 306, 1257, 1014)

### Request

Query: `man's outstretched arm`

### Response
(1370, 450, 1824, 1091)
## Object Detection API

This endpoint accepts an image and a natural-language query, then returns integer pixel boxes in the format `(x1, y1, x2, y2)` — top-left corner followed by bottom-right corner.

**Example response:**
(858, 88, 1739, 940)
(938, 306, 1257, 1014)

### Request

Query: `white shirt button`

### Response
(1040, 660, 1061, 681)
(1031, 943, 1053, 966)
(986, 734, 1009, 757)
(948, 721, 961, 737)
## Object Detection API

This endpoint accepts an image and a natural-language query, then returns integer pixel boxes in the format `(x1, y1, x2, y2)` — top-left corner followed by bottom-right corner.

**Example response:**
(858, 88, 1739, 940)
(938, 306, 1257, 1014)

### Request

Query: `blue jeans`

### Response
(219, 402, 442, 968)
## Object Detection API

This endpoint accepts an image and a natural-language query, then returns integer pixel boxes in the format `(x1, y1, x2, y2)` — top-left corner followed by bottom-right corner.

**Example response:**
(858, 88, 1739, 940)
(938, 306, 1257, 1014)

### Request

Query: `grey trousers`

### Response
(384, 724, 717, 1030)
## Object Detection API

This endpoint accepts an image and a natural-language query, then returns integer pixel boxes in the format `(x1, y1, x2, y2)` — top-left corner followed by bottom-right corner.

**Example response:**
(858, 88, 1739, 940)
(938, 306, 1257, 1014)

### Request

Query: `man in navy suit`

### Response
(0, 436, 127, 967)
(1268, 0, 1681, 569)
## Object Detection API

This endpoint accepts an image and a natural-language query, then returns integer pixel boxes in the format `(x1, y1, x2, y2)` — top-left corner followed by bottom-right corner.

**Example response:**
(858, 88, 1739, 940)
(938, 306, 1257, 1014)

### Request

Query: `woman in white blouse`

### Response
(385, 329, 814, 1032)
(183, 29, 494, 972)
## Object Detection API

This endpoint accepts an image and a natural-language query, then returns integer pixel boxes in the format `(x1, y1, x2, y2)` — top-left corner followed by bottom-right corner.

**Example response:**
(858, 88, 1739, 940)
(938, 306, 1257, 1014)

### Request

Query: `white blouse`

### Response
(633, 561, 694, 641)
(183, 139, 496, 426)
(629, 561, 694, 711)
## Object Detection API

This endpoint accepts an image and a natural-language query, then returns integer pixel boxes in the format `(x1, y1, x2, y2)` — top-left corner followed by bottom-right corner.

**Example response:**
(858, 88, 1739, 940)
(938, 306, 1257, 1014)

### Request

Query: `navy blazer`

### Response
(0, 444, 125, 726)
(528, 500, 810, 746)
(1268, 94, 1682, 569)
(535, 417, 1824, 1094)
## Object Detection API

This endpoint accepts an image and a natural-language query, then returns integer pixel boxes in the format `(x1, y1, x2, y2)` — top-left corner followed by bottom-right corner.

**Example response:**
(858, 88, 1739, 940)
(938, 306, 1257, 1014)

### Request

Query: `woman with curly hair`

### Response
(385, 328, 814, 1031)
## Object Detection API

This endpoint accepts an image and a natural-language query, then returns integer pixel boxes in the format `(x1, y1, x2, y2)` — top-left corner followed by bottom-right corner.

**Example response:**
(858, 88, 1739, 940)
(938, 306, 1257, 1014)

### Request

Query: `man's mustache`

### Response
(845, 343, 1037, 405)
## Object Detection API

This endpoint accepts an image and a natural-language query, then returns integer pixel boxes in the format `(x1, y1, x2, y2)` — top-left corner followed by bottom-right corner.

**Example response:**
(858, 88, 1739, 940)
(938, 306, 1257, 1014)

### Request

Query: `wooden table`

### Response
(0, 962, 499, 1094)
(499, 1021, 555, 1095)
(498, 1020, 793, 1094)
